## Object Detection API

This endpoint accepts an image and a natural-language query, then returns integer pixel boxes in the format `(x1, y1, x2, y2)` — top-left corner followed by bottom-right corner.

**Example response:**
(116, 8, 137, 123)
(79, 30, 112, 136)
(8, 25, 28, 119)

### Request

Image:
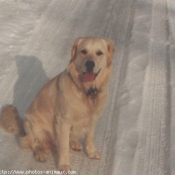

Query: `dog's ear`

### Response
(70, 38, 84, 62)
(103, 38, 115, 67)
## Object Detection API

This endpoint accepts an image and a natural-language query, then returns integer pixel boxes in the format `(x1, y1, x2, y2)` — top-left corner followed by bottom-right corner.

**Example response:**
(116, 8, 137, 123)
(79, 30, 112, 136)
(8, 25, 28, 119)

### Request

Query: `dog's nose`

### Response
(85, 60, 95, 71)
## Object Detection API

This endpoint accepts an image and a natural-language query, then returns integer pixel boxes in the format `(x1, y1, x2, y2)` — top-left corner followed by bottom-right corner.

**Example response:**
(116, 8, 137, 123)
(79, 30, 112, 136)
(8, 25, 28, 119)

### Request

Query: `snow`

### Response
(0, 0, 174, 174)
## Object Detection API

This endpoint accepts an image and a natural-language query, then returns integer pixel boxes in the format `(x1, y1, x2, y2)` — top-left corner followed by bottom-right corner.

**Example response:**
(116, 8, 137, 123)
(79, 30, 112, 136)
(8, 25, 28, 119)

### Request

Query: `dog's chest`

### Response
(70, 99, 104, 131)
(62, 84, 107, 130)
(70, 113, 96, 136)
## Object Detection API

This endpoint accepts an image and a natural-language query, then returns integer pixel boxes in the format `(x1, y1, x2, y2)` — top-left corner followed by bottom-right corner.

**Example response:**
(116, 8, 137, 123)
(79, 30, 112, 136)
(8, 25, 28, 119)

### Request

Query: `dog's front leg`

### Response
(85, 124, 101, 159)
(56, 118, 71, 171)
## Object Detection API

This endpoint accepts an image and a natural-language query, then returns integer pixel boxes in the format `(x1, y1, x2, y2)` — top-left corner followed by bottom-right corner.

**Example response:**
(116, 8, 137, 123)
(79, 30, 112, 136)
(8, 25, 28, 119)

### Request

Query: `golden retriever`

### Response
(0, 37, 115, 171)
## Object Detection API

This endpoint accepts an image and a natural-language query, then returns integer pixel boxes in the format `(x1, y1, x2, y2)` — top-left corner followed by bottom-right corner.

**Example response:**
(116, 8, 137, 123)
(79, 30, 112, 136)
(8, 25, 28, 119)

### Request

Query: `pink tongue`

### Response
(83, 72, 95, 82)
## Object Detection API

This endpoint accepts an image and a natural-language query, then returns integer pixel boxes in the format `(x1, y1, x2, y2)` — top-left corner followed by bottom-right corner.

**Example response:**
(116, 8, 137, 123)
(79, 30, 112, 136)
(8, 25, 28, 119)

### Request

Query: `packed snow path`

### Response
(0, 0, 175, 174)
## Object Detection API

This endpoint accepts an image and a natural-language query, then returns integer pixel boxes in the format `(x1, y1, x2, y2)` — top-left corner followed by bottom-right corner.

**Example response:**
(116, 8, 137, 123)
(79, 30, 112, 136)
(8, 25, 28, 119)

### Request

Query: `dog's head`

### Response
(70, 37, 115, 82)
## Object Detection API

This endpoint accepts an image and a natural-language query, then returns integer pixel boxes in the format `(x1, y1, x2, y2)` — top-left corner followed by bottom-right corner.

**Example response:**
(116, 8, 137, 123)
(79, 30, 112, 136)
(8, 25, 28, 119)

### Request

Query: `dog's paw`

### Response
(86, 150, 101, 159)
(58, 164, 71, 172)
(70, 140, 83, 151)
(33, 149, 47, 162)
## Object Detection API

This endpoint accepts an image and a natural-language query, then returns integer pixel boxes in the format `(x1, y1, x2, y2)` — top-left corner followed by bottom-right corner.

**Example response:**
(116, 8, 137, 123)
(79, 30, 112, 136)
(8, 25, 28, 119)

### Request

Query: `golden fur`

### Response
(0, 37, 115, 171)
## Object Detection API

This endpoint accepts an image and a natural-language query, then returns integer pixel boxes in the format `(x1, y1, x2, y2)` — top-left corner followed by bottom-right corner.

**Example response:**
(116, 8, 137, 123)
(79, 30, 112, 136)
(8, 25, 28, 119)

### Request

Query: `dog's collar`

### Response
(68, 72, 99, 98)
(86, 87, 98, 98)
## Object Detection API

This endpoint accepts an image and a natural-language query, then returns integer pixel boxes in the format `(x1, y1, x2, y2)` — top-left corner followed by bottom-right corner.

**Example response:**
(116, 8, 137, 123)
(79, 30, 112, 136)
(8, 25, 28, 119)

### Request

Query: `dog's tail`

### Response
(0, 105, 37, 149)
(0, 105, 25, 136)
(0, 105, 32, 148)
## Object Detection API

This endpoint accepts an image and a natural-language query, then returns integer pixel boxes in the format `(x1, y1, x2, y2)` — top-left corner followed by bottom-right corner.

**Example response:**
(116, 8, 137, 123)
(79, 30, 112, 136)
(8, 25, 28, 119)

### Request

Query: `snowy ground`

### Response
(0, 0, 175, 174)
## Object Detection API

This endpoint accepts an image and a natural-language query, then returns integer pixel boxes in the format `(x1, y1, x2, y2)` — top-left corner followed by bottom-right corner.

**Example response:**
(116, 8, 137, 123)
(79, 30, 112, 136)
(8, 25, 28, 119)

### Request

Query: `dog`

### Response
(0, 37, 115, 171)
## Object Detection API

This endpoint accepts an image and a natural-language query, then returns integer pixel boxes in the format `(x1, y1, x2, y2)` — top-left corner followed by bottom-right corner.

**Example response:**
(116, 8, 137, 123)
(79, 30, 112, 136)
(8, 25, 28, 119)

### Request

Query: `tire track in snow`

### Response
(133, 0, 170, 174)
(166, 0, 175, 174)
(107, 0, 153, 174)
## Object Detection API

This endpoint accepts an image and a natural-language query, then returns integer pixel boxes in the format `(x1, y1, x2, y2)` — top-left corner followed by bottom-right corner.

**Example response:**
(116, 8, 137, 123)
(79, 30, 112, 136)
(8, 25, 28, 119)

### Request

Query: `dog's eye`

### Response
(81, 49, 87, 55)
(96, 51, 103, 56)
